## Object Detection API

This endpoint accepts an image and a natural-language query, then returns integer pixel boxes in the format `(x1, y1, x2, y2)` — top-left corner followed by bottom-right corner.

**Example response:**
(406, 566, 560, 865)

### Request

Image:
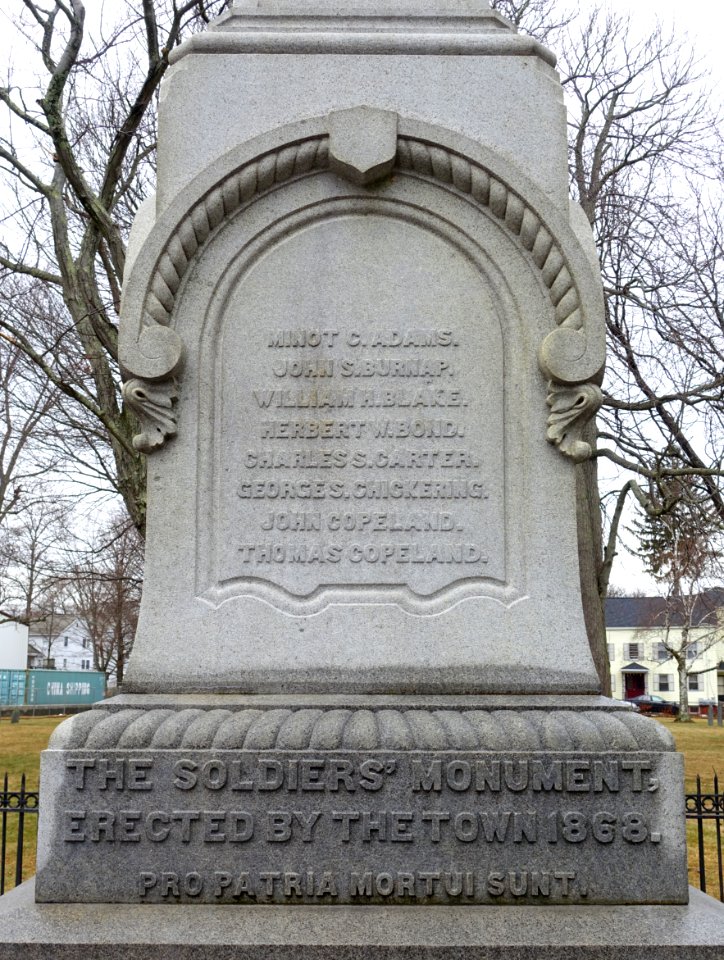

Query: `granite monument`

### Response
(2, 0, 723, 956)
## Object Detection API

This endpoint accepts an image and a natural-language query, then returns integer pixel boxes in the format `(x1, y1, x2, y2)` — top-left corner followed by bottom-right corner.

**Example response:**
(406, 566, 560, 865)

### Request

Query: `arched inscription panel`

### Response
(210, 204, 505, 602)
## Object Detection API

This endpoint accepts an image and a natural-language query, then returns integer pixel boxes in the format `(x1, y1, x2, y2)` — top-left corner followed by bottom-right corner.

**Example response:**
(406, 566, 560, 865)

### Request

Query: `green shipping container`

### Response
(0, 670, 27, 706)
(26, 670, 106, 706)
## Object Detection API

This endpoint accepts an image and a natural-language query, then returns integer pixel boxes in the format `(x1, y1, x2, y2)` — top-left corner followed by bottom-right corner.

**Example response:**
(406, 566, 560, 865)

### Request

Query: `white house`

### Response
(28, 614, 94, 672)
(0, 620, 30, 670)
(606, 591, 724, 707)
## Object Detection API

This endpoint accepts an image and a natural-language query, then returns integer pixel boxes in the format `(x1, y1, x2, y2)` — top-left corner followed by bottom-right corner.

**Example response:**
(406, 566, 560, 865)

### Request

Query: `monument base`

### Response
(36, 696, 687, 906)
(1, 879, 723, 959)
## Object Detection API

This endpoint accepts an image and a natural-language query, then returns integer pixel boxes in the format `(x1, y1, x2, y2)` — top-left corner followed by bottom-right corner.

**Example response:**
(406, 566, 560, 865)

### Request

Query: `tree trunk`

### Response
(115, 584, 125, 686)
(576, 425, 611, 695)
(116, 632, 124, 686)
(676, 656, 691, 721)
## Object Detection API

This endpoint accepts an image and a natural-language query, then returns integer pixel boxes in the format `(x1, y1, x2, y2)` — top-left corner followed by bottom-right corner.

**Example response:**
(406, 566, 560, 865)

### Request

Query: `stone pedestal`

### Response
(36, 695, 687, 906)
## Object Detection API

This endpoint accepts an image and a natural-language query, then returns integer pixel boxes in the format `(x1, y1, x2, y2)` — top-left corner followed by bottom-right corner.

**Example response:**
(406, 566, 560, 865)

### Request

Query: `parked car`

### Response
(628, 694, 679, 716)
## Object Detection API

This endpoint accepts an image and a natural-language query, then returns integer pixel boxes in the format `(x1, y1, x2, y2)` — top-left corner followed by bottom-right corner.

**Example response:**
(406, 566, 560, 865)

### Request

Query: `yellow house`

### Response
(605, 591, 724, 708)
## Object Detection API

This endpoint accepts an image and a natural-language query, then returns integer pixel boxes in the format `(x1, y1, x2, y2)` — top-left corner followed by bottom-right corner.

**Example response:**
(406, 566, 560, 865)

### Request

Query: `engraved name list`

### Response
(216, 217, 506, 598)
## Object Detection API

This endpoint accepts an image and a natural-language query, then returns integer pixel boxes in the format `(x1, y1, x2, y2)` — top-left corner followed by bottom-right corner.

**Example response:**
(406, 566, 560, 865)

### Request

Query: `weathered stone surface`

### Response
(328, 107, 398, 184)
(27, 0, 701, 934)
(110, 0, 610, 697)
(119, 117, 606, 695)
(4, 879, 724, 959)
(47, 699, 676, 752)
(35, 746, 686, 905)
(159, 0, 562, 208)
(35, 700, 687, 906)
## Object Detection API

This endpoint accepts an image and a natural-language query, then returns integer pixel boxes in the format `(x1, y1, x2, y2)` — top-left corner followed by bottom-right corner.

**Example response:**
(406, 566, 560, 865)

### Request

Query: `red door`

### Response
(624, 673, 646, 699)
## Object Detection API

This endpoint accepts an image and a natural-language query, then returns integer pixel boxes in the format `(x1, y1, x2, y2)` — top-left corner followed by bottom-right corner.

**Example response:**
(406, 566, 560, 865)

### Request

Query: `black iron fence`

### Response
(1, 773, 39, 896)
(1, 772, 723, 901)
(686, 774, 724, 901)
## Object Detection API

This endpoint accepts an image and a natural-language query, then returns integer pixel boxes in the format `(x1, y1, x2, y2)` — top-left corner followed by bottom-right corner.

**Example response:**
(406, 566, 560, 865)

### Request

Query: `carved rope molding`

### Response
(51, 707, 673, 752)
(123, 133, 603, 459)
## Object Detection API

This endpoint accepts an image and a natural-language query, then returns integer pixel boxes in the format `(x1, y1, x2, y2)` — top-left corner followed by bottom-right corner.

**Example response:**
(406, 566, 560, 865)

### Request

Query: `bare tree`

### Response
(606, 584, 646, 598)
(0, 282, 64, 524)
(491, 0, 573, 41)
(69, 512, 143, 684)
(27, 595, 72, 669)
(491, 4, 724, 692)
(0, 498, 71, 627)
(1, 1, 723, 701)
(644, 593, 724, 719)
(633, 493, 724, 718)
(2, 498, 143, 679)
(0, 0, 233, 532)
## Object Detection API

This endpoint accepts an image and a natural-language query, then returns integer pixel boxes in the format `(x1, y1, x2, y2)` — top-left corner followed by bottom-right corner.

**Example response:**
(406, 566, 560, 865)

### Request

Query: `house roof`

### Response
(621, 661, 649, 673)
(606, 588, 724, 630)
(27, 613, 79, 639)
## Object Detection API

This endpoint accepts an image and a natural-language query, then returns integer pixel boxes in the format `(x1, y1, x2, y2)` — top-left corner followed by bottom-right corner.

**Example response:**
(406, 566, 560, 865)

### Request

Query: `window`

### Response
(62, 658, 67, 669)
(686, 643, 699, 661)
(607, 644, 615, 661)
(654, 642, 668, 662)
(688, 675, 700, 691)
(83, 638, 89, 649)
(656, 674, 673, 693)
(63, 637, 68, 647)
(625, 642, 642, 660)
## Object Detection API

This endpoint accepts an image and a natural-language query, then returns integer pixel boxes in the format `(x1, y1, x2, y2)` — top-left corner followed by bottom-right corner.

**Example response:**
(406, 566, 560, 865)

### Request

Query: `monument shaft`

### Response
(117, 0, 605, 696)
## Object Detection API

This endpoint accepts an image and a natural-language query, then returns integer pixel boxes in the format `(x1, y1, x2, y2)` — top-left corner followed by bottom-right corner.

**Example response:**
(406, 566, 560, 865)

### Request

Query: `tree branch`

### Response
(0, 253, 63, 285)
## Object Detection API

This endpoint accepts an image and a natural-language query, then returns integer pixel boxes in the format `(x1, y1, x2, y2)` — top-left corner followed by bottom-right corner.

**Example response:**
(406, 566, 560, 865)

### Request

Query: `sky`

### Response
(594, 0, 724, 88)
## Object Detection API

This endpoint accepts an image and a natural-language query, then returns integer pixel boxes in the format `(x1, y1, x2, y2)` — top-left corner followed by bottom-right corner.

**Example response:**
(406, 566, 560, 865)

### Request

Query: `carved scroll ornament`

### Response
(122, 378, 178, 454)
(546, 382, 603, 463)
(121, 112, 605, 459)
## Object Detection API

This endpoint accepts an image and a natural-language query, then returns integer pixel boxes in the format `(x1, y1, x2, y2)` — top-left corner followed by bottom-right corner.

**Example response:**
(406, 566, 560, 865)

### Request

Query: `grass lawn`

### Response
(0, 712, 722, 897)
